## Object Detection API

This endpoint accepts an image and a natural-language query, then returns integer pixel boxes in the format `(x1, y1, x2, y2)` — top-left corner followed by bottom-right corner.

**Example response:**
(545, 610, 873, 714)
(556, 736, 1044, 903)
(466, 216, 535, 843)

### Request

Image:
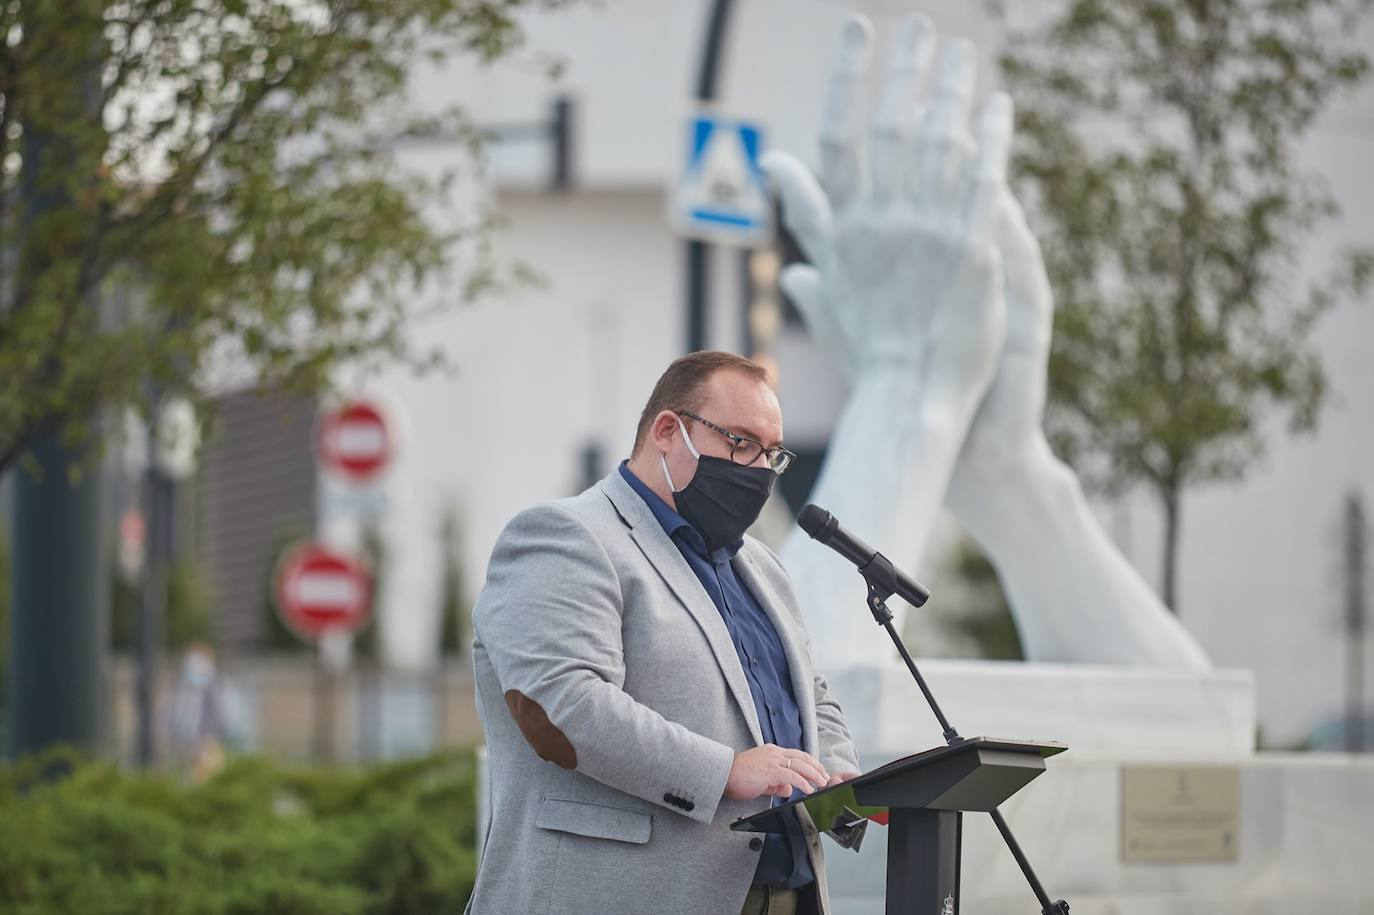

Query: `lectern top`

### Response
(731, 736, 1067, 836)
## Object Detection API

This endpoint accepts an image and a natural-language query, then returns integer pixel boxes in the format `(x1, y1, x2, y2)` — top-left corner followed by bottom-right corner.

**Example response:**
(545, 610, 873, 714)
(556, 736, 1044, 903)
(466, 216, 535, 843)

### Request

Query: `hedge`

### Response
(0, 748, 479, 915)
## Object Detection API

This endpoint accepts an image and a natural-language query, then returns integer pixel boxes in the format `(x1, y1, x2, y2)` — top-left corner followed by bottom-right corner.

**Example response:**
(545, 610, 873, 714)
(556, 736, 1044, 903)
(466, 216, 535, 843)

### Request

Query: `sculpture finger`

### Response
(997, 189, 1054, 357)
(916, 38, 977, 205)
(780, 263, 853, 372)
(760, 150, 834, 269)
(869, 13, 934, 200)
(965, 92, 1013, 237)
(819, 15, 873, 210)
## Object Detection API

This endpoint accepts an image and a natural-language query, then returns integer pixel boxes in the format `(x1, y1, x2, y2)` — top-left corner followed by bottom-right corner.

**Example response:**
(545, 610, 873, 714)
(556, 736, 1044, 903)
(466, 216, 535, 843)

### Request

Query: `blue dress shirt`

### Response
(619, 462, 814, 888)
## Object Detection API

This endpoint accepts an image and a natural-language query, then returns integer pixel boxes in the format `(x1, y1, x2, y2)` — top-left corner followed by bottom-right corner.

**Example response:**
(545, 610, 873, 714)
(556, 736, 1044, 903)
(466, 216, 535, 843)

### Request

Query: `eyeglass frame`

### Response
(677, 411, 796, 475)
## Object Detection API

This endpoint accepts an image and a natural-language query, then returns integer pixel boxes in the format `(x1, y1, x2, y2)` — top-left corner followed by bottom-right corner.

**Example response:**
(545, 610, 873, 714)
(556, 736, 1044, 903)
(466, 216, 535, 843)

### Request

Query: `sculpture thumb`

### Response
(780, 263, 852, 373)
(760, 150, 834, 267)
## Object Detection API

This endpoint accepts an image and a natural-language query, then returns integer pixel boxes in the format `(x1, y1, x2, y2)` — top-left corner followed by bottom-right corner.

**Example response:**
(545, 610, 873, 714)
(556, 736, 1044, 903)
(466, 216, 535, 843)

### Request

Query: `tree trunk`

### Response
(6, 2, 110, 761)
(1161, 485, 1182, 614)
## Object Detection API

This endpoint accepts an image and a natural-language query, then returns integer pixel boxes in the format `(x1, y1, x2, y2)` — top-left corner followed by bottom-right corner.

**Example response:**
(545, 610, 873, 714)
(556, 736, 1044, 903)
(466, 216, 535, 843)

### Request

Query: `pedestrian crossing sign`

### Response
(670, 112, 772, 247)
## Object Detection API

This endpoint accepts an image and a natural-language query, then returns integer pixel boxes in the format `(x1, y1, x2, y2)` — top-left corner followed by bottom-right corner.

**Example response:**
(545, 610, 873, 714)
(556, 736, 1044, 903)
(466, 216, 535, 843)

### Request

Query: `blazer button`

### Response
(683, 800, 694, 812)
(749, 837, 763, 851)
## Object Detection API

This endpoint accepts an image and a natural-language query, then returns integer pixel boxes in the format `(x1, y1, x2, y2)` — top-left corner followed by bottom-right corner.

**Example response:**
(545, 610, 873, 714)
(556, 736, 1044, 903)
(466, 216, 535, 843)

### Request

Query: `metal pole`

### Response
(685, 0, 736, 353)
(1346, 491, 1366, 753)
(7, 2, 108, 761)
(136, 400, 169, 767)
(8, 435, 107, 759)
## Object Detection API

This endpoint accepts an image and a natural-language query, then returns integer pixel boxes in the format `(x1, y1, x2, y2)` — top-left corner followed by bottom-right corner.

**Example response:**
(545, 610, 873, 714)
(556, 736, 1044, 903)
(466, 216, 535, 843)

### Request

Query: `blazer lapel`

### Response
(601, 472, 764, 745)
(733, 548, 819, 757)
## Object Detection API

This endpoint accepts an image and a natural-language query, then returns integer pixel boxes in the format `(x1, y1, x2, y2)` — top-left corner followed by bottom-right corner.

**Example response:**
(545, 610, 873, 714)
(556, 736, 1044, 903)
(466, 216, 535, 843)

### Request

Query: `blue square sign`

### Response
(670, 112, 772, 246)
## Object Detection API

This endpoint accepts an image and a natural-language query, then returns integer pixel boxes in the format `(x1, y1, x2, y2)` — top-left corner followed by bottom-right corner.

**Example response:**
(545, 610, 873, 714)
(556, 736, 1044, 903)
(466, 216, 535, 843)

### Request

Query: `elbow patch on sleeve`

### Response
(505, 690, 578, 770)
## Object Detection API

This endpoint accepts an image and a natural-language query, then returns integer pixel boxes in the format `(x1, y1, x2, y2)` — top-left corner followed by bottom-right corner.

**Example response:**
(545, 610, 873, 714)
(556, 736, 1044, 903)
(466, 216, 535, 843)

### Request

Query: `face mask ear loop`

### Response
(660, 416, 701, 493)
(676, 417, 702, 459)
(659, 453, 678, 493)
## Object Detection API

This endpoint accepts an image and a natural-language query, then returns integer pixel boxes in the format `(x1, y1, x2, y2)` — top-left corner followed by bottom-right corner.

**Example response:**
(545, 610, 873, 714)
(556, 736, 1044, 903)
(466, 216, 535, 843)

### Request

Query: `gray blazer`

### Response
(467, 469, 859, 915)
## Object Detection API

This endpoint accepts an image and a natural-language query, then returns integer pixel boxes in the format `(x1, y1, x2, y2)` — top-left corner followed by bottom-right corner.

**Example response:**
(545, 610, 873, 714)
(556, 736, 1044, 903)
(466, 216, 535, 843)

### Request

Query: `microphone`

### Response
(796, 504, 930, 608)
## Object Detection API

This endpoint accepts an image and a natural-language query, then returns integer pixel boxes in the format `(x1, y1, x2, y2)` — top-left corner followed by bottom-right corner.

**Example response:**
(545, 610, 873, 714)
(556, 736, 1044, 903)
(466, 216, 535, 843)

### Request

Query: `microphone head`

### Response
(797, 504, 834, 542)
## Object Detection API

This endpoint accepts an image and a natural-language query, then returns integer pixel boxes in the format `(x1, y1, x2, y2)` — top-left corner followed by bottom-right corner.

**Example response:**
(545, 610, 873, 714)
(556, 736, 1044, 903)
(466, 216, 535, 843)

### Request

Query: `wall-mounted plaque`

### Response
(1121, 766, 1240, 863)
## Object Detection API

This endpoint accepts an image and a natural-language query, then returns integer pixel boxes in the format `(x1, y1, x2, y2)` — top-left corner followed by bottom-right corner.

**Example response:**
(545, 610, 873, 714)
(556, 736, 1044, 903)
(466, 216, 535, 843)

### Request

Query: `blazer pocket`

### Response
(535, 797, 653, 845)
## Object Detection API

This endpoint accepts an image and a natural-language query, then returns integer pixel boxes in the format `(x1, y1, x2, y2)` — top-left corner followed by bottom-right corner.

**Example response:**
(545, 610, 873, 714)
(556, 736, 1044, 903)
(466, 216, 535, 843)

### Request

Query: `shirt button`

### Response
(749, 837, 763, 851)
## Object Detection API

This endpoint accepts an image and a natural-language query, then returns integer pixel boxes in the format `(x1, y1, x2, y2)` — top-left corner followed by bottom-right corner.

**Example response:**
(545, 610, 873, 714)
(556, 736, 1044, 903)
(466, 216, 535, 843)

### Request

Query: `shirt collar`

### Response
(618, 461, 742, 561)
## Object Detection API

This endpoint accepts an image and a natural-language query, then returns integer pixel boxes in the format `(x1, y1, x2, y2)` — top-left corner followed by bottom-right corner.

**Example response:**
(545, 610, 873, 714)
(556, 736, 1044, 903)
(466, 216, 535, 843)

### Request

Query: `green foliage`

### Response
(438, 506, 470, 658)
(940, 539, 1025, 662)
(0, 532, 9, 740)
(261, 526, 312, 654)
(352, 525, 385, 660)
(0, 0, 565, 476)
(1003, 0, 1374, 606)
(0, 746, 479, 915)
(111, 557, 215, 653)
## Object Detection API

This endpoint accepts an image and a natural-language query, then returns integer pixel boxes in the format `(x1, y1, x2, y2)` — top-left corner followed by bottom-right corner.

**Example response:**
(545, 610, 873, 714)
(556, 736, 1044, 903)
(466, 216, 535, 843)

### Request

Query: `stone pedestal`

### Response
(822, 661, 1374, 914)
(829, 660, 1258, 764)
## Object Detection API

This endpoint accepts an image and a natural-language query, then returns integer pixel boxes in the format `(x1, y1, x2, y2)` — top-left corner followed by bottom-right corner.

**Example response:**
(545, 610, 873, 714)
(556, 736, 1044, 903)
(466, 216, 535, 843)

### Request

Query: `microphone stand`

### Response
(856, 552, 1071, 915)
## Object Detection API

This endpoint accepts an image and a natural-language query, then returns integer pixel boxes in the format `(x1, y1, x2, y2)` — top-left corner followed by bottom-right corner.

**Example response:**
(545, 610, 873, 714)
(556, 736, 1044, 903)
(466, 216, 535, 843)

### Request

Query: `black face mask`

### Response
(661, 420, 776, 553)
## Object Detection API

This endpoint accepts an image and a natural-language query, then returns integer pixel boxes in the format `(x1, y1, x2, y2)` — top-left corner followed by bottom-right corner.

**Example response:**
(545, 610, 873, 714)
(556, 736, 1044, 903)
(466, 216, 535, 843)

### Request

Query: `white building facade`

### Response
(365, 0, 1374, 751)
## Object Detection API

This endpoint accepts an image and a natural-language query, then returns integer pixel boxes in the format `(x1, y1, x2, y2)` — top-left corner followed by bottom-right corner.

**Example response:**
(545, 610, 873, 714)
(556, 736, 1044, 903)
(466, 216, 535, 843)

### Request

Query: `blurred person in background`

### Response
(166, 642, 231, 783)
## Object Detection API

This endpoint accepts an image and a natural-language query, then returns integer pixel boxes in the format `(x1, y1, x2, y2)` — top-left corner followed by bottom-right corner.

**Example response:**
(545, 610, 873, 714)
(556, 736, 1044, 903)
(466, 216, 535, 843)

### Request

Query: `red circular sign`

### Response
(274, 543, 372, 639)
(316, 400, 391, 483)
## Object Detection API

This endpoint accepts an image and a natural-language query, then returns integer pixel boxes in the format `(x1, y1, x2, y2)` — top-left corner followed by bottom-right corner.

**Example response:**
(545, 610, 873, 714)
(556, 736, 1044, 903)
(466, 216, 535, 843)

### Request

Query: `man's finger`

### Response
(781, 767, 816, 796)
(869, 13, 935, 200)
(917, 38, 978, 203)
(819, 15, 873, 210)
(760, 150, 834, 268)
(966, 92, 1013, 235)
(782, 751, 829, 788)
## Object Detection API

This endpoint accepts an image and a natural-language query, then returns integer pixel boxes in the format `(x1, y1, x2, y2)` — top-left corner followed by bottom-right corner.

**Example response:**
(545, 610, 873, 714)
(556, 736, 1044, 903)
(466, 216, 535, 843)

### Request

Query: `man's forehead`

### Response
(699, 370, 784, 443)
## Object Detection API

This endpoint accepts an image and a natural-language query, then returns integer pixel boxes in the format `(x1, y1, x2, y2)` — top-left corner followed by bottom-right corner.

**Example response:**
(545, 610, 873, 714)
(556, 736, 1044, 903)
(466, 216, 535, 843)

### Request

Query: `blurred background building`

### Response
(360, 0, 1373, 752)
(4, 0, 1370, 764)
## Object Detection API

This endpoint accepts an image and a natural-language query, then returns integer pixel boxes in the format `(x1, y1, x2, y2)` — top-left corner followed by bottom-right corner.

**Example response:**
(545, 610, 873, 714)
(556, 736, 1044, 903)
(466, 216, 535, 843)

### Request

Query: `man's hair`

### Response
(632, 351, 770, 454)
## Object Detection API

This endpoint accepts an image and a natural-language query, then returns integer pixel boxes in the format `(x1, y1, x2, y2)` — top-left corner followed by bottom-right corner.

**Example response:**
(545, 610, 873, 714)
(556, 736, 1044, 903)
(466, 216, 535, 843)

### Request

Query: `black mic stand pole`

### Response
(856, 552, 1071, 915)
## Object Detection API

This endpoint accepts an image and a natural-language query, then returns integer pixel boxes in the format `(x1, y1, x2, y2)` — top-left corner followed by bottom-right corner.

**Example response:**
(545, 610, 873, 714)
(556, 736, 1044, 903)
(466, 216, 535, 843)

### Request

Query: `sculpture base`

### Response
(823, 662, 1374, 913)
(828, 659, 1257, 762)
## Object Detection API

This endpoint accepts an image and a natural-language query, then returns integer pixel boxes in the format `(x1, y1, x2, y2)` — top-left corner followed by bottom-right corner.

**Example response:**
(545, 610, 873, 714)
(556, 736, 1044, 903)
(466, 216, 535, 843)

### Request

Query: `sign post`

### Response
(273, 542, 373, 761)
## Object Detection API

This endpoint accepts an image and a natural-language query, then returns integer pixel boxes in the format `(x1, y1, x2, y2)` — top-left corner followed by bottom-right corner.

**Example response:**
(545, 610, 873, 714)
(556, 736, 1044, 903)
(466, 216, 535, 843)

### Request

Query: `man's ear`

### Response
(650, 411, 679, 452)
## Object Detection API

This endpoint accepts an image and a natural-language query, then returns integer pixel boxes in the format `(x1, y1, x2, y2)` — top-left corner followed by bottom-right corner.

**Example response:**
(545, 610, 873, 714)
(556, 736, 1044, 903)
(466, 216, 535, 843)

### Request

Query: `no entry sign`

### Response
(317, 399, 391, 484)
(274, 543, 372, 640)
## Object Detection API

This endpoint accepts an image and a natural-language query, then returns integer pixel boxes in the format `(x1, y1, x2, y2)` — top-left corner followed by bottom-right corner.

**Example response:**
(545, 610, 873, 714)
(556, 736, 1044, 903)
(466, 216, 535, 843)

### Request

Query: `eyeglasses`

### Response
(679, 411, 796, 475)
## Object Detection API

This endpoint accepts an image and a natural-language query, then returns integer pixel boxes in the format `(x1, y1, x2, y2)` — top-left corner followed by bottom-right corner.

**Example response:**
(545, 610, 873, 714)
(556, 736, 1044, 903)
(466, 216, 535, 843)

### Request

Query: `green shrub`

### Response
(0, 747, 479, 914)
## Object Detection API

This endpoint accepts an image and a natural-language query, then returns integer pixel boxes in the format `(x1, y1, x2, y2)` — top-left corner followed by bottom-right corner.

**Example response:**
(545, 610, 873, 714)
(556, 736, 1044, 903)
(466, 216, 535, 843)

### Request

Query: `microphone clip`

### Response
(858, 551, 899, 626)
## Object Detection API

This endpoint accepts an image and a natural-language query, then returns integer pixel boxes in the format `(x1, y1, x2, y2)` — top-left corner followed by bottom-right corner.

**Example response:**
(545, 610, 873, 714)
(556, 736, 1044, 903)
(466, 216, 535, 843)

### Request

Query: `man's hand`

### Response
(824, 771, 861, 789)
(726, 745, 829, 801)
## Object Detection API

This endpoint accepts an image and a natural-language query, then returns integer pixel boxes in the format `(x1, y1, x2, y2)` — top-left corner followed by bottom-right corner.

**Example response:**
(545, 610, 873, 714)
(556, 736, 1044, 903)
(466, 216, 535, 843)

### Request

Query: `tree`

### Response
(111, 554, 213, 652)
(0, 0, 556, 478)
(0, 532, 10, 736)
(1002, 0, 1374, 609)
(939, 538, 1024, 662)
(438, 504, 470, 659)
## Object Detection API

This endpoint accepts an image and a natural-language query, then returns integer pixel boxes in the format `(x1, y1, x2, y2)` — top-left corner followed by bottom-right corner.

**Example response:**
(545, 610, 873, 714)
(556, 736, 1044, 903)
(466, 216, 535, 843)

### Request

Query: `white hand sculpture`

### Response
(766, 14, 1012, 665)
(767, 14, 1211, 671)
(946, 189, 1211, 669)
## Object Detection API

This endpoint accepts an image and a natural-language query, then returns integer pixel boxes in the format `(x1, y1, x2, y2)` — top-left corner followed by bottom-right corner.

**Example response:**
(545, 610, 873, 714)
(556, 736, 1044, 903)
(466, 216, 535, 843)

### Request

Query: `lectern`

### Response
(789, 503, 1073, 913)
(733, 737, 1067, 914)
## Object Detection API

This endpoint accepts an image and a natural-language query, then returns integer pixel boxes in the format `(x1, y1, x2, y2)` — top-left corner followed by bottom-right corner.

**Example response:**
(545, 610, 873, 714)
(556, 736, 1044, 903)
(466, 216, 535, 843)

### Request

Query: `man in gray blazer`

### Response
(469, 351, 861, 915)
